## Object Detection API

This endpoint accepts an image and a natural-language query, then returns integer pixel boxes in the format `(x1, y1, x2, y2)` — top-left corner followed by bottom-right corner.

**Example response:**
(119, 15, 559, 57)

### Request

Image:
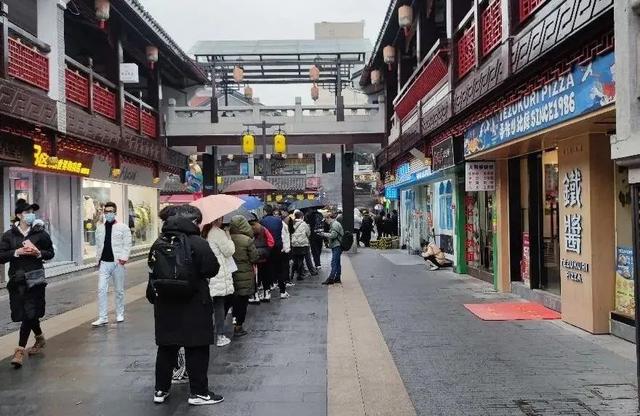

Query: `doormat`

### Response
(464, 302, 561, 321)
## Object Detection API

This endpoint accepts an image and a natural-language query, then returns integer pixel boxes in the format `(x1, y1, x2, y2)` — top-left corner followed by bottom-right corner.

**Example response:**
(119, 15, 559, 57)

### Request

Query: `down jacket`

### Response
(206, 226, 235, 297)
(146, 217, 219, 347)
(291, 219, 311, 248)
(229, 216, 260, 296)
(95, 221, 132, 262)
(0, 221, 55, 322)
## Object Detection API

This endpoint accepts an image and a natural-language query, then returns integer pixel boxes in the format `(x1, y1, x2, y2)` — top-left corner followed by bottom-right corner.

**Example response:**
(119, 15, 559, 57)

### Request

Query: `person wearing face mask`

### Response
(92, 202, 132, 327)
(0, 199, 54, 368)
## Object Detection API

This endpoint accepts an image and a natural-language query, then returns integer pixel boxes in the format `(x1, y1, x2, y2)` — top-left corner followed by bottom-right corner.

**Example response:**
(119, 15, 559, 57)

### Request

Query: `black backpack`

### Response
(148, 232, 195, 302)
(340, 230, 354, 251)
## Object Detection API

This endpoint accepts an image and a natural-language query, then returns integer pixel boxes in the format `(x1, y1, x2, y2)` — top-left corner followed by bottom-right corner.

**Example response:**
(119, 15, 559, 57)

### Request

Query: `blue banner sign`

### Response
(396, 163, 411, 183)
(385, 187, 399, 200)
(464, 52, 615, 156)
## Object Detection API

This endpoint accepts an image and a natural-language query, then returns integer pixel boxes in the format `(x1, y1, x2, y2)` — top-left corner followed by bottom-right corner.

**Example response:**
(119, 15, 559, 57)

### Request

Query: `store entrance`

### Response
(465, 191, 494, 282)
(510, 149, 561, 294)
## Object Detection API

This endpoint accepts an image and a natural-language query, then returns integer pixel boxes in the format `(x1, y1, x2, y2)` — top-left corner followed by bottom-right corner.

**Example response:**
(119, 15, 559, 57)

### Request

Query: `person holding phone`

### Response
(92, 202, 132, 327)
(0, 199, 54, 368)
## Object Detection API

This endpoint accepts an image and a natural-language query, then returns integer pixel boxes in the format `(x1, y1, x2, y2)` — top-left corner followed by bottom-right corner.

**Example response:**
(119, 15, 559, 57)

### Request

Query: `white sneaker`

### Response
(188, 391, 224, 406)
(116, 315, 124, 323)
(286, 281, 295, 288)
(263, 290, 271, 302)
(248, 294, 260, 304)
(280, 292, 290, 299)
(258, 291, 265, 301)
(91, 318, 108, 327)
(232, 317, 237, 325)
(154, 390, 170, 404)
(216, 335, 231, 347)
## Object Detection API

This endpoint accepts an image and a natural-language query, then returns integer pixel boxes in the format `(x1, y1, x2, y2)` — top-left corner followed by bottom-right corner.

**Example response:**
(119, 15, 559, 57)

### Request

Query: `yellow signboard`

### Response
(33, 144, 91, 176)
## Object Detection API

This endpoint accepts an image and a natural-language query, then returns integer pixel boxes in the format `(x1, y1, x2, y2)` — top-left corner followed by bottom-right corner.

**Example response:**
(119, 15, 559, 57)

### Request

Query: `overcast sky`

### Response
(139, 0, 389, 104)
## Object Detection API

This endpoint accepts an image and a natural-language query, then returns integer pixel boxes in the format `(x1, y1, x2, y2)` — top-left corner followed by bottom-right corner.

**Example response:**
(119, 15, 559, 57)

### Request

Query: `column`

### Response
(558, 133, 615, 333)
(37, 0, 67, 132)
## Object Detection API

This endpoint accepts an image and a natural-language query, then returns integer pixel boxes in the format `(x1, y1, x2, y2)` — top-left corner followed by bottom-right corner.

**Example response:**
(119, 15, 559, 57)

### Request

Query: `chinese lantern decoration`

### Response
(398, 5, 414, 37)
(233, 66, 244, 83)
(370, 69, 382, 85)
(309, 65, 320, 81)
(383, 46, 396, 71)
(146, 46, 159, 69)
(311, 84, 319, 101)
(273, 131, 287, 154)
(95, 0, 110, 29)
(242, 131, 256, 154)
(244, 85, 253, 100)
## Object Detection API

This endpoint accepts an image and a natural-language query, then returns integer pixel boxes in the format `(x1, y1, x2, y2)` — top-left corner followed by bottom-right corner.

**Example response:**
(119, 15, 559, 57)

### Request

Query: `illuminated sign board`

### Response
(33, 144, 91, 176)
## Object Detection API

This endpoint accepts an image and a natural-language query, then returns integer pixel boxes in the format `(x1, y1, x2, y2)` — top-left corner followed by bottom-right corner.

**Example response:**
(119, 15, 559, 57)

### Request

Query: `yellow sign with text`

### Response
(33, 144, 91, 176)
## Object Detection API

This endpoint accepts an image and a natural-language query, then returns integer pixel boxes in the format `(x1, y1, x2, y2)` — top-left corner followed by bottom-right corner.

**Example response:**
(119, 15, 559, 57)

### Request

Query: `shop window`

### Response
(219, 156, 248, 176)
(128, 185, 158, 249)
(438, 181, 453, 230)
(82, 179, 125, 260)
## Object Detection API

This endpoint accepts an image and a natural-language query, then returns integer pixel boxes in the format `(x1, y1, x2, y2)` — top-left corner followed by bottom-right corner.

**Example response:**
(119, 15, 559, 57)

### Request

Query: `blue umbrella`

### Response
(238, 195, 263, 210)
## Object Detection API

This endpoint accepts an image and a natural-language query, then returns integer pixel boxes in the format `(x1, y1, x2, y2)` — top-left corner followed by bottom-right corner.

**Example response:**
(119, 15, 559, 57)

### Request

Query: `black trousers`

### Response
(310, 236, 323, 267)
(257, 263, 271, 292)
(291, 252, 305, 278)
(19, 318, 42, 347)
(156, 345, 209, 395)
(230, 295, 249, 326)
(304, 247, 315, 273)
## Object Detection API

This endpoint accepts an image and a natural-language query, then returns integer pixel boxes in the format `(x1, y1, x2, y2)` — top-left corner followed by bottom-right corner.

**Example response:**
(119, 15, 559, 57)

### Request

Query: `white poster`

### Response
(465, 162, 496, 191)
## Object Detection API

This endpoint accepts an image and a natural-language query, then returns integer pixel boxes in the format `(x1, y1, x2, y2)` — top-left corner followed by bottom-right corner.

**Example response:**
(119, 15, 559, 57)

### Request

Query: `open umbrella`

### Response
(238, 195, 263, 210)
(190, 194, 245, 226)
(290, 198, 327, 211)
(222, 178, 276, 195)
(222, 207, 256, 224)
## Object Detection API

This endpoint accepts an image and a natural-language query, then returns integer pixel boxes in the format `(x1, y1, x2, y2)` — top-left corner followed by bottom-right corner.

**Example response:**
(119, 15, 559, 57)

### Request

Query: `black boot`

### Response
(322, 278, 335, 285)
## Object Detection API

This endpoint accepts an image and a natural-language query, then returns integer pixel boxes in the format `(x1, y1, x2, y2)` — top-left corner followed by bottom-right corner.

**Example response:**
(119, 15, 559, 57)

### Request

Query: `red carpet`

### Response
(464, 302, 561, 321)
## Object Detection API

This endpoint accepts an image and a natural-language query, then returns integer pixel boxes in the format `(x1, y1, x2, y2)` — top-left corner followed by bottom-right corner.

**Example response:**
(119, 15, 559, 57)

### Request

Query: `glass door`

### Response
(541, 149, 561, 294)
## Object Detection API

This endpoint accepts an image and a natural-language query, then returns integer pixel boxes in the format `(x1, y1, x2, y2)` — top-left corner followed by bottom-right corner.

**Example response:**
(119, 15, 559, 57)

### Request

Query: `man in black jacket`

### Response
(305, 208, 325, 269)
(147, 205, 222, 406)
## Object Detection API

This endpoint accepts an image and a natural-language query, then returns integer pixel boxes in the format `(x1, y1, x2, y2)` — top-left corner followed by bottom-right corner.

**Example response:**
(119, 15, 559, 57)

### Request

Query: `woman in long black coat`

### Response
(146, 209, 223, 405)
(0, 200, 54, 368)
(360, 212, 374, 247)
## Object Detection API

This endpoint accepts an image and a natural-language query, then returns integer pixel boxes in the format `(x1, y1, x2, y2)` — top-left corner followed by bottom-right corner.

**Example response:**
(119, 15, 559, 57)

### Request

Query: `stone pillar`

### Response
(559, 133, 615, 333)
(37, 0, 67, 132)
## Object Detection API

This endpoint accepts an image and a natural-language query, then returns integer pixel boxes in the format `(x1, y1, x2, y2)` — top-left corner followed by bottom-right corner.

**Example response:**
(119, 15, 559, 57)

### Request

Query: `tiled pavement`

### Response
(350, 249, 640, 416)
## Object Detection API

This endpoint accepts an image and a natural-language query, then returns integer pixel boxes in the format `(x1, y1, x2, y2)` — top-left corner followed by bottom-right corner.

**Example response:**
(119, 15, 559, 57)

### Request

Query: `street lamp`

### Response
(242, 121, 286, 176)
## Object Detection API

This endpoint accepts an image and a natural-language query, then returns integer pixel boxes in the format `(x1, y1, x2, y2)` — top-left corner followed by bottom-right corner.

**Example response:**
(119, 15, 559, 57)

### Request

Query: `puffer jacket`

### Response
(95, 221, 132, 262)
(0, 220, 54, 322)
(291, 219, 310, 248)
(229, 216, 260, 296)
(206, 226, 235, 297)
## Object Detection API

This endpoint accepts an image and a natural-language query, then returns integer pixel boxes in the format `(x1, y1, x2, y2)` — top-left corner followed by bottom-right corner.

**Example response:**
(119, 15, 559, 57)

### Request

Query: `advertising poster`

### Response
(464, 52, 615, 156)
(521, 232, 530, 288)
(615, 246, 634, 317)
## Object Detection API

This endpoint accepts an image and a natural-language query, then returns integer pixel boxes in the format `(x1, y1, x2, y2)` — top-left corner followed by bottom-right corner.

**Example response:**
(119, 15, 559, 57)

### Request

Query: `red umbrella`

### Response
(223, 178, 276, 195)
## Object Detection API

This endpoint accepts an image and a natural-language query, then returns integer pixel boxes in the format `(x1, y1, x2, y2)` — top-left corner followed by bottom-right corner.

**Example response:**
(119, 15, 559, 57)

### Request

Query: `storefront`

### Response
(462, 51, 616, 333)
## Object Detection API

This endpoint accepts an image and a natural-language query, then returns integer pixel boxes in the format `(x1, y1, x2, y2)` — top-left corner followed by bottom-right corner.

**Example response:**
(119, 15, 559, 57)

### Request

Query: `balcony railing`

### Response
(1, 18, 51, 92)
(393, 41, 448, 120)
(65, 56, 158, 138)
(519, 0, 547, 23)
(457, 24, 476, 79)
(481, 0, 502, 57)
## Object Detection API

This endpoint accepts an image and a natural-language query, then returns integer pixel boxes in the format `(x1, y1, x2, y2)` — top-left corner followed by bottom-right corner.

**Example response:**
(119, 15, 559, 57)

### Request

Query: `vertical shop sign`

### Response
(615, 246, 634, 316)
(465, 162, 496, 191)
(561, 167, 588, 283)
(521, 232, 530, 287)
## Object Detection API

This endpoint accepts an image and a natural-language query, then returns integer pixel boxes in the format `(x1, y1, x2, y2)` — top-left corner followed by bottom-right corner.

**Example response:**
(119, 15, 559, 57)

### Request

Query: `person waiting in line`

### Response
(202, 218, 235, 348)
(375, 210, 385, 239)
(92, 202, 132, 327)
(0, 199, 54, 369)
(353, 207, 363, 247)
(228, 215, 261, 336)
(421, 242, 454, 271)
(248, 214, 274, 304)
(260, 205, 290, 299)
(321, 212, 344, 285)
(278, 209, 294, 286)
(290, 210, 311, 281)
(360, 210, 374, 248)
(305, 207, 325, 270)
(147, 205, 223, 406)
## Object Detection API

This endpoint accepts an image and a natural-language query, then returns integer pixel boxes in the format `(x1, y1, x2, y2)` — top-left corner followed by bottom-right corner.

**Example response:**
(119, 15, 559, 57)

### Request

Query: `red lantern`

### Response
(398, 5, 414, 37)
(95, 0, 110, 29)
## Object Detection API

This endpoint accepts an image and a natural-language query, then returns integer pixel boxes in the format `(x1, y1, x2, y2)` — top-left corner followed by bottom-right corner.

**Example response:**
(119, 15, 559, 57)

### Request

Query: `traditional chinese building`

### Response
(366, 0, 616, 335)
(0, 0, 206, 279)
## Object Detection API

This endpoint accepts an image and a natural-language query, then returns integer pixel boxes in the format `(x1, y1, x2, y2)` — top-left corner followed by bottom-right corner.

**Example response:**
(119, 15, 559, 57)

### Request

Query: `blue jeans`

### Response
(329, 246, 342, 280)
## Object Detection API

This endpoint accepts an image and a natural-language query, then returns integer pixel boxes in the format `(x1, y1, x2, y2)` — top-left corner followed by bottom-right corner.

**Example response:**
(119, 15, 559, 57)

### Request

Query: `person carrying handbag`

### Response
(0, 199, 54, 368)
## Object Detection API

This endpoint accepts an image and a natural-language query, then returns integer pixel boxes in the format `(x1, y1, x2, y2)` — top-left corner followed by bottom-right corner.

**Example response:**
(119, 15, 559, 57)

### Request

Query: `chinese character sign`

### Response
(465, 162, 496, 191)
(563, 168, 582, 208)
(564, 214, 582, 254)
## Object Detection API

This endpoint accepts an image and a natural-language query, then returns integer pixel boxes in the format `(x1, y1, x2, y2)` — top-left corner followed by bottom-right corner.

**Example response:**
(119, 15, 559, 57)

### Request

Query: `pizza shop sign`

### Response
(561, 167, 589, 283)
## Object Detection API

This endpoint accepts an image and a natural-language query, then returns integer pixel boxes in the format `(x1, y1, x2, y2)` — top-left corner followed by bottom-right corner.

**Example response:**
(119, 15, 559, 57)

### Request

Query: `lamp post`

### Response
(242, 121, 286, 176)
